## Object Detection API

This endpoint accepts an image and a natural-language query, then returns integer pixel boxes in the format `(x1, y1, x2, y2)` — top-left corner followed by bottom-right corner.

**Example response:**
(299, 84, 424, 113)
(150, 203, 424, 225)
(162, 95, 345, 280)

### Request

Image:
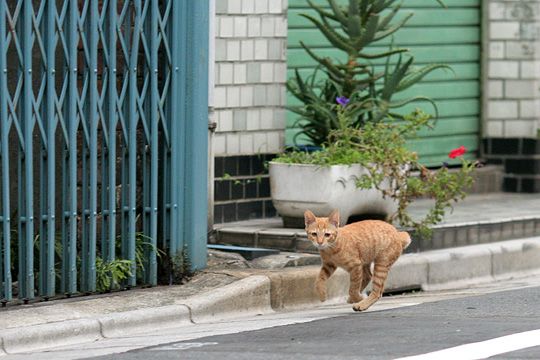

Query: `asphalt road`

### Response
(88, 284, 540, 360)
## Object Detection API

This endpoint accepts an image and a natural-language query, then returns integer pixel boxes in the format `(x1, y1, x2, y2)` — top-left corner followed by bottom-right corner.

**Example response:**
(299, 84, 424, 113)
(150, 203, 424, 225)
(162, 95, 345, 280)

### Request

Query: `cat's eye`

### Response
(310, 232, 317, 237)
(324, 233, 331, 237)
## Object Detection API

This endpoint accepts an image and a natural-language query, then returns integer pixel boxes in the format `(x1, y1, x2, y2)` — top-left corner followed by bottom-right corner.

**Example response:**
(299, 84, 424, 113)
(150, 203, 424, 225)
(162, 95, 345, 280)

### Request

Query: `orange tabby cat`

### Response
(304, 209, 411, 312)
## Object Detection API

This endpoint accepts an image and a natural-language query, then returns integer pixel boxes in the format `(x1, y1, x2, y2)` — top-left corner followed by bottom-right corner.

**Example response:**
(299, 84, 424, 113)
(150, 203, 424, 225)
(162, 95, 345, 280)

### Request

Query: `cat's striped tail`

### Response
(398, 232, 411, 250)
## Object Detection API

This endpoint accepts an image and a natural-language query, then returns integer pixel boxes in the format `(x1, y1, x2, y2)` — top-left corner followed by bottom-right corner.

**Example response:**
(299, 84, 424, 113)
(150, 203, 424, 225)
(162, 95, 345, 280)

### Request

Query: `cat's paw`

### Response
(315, 282, 327, 302)
(317, 289, 327, 302)
(315, 287, 327, 302)
(352, 300, 370, 312)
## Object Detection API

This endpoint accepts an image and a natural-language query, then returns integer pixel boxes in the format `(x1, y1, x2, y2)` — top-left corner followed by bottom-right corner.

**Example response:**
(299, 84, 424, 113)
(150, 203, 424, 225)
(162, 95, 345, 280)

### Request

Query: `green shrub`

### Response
(275, 108, 477, 237)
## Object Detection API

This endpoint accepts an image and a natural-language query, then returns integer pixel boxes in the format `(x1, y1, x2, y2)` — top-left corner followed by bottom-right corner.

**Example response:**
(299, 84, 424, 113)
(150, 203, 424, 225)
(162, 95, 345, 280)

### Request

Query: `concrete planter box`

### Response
(269, 162, 397, 227)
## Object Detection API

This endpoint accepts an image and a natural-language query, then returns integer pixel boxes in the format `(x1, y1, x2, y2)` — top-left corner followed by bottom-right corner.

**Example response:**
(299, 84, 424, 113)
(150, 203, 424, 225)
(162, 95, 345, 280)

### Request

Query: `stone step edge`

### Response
(216, 214, 540, 236)
(215, 216, 540, 253)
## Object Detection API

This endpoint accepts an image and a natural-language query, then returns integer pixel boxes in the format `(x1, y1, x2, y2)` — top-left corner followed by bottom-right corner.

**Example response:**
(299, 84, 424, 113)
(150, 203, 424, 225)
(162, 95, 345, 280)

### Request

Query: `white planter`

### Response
(269, 162, 397, 227)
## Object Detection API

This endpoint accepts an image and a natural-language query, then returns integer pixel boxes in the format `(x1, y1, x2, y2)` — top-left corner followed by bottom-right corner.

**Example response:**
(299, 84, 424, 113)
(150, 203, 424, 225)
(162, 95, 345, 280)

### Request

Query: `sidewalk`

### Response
(1, 193, 540, 356)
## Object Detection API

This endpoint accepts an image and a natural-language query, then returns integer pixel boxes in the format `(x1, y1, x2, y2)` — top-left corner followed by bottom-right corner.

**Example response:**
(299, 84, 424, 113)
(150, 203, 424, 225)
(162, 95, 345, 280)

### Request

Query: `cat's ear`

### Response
(328, 209, 340, 227)
(304, 210, 316, 227)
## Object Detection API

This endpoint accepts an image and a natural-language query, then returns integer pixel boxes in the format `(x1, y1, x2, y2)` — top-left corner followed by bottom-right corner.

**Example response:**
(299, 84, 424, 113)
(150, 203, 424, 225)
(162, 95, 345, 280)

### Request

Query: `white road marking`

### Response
(395, 329, 540, 360)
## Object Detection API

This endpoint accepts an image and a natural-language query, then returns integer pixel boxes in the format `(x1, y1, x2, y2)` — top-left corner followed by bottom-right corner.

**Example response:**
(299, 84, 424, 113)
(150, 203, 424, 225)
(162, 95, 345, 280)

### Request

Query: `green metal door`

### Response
(287, 0, 481, 166)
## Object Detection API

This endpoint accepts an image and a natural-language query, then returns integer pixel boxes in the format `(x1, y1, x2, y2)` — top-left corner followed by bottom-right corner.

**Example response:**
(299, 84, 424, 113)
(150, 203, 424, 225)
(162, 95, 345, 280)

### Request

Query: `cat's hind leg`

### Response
(352, 262, 390, 311)
(315, 262, 336, 302)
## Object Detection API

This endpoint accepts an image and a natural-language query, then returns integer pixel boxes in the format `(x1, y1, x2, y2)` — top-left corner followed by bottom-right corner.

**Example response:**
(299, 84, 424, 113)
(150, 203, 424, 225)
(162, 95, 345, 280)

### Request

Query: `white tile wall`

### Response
(234, 63, 247, 84)
(488, 101, 518, 119)
(520, 100, 540, 118)
(214, 0, 287, 155)
(254, 39, 268, 59)
(234, 16, 247, 37)
(239, 133, 254, 153)
(486, 1, 540, 138)
(254, 0, 268, 14)
(485, 120, 504, 137)
(488, 80, 504, 99)
(489, 22, 520, 40)
(504, 120, 537, 137)
(213, 133, 227, 154)
(489, 61, 519, 78)
(242, 0, 255, 14)
(505, 80, 537, 99)
(226, 133, 240, 153)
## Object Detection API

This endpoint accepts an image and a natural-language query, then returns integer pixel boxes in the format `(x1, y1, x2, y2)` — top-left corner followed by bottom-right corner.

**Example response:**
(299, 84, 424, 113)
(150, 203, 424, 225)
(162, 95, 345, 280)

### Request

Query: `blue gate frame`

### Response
(0, 0, 208, 303)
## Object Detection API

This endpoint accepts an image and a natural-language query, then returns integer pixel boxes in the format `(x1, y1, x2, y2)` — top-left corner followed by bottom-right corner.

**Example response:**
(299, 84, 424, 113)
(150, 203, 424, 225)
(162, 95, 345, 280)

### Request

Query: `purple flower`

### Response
(336, 96, 350, 107)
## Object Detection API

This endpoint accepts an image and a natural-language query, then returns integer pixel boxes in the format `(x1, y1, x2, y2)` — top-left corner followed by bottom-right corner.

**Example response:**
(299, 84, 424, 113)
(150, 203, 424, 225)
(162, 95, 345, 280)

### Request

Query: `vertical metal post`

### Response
(184, 0, 209, 271)
(207, 0, 216, 235)
(169, 0, 187, 258)
(0, 0, 12, 301)
(103, 0, 117, 264)
(87, 0, 99, 292)
(81, 0, 98, 293)
(141, 2, 150, 283)
(80, 3, 89, 292)
(40, 0, 58, 298)
(18, 0, 35, 300)
(120, 2, 131, 278)
(126, 0, 142, 286)
(61, 0, 78, 295)
(148, 0, 158, 285)
(141, 0, 158, 285)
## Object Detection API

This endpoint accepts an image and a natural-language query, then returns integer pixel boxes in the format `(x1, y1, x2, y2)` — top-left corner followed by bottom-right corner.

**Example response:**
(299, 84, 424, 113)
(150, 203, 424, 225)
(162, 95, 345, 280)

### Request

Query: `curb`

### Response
(98, 304, 192, 338)
(2, 237, 540, 355)
(1, 319, 102, 355)
(181, 275, 273, 323)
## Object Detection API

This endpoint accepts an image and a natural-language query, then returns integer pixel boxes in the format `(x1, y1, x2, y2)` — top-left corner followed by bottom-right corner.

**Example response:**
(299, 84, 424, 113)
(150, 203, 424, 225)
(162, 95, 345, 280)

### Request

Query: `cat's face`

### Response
(304, 209, 340, 250)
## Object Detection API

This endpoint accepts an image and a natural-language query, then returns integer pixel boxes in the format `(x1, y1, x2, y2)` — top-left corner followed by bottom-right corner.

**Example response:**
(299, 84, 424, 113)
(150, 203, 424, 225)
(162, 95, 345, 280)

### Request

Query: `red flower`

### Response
(448, 146, 467, 159)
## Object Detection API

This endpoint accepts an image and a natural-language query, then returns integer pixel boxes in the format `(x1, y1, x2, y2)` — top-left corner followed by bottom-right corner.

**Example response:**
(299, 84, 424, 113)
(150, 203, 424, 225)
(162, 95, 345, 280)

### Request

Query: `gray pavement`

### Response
(86, 283, 540, 360)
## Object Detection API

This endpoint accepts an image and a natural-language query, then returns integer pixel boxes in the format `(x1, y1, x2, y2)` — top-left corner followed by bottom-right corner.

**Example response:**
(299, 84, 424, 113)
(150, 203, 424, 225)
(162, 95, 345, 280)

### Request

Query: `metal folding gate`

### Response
(0, 0, 209, 303)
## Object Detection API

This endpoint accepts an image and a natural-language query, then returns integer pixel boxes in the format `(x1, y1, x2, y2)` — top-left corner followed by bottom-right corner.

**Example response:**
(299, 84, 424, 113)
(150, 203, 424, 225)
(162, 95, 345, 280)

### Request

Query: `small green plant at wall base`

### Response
(275, 108, 478, 237)
(158, 246, 193, 285)
(96, 258, 133, 292)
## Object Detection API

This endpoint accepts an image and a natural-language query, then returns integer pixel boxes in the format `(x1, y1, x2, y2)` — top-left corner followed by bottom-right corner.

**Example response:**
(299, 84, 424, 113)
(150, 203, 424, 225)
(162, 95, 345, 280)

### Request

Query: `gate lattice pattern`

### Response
(0, 0, 209, 303)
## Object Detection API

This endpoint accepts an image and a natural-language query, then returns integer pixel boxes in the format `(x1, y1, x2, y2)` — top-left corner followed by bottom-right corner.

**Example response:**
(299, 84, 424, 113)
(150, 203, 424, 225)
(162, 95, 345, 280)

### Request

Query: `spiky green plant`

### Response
(287, 0, 451, 145)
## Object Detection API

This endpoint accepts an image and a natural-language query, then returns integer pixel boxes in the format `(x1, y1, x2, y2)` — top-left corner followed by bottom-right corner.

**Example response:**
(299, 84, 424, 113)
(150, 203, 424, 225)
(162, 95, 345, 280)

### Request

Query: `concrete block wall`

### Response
(212, 0, 288, 223)
(484, 0, 540, 192)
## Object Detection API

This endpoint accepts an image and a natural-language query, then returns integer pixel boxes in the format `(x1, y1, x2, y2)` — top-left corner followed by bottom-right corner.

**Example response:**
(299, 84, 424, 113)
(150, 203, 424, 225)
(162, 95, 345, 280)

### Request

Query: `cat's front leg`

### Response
(347, 265, 364, 304)
(315, 262, 336, 302)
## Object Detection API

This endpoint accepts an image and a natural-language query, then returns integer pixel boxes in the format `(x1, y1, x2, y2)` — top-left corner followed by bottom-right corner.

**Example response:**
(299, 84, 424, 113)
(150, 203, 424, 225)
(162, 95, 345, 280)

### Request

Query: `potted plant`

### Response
(270, 0, 477, 237)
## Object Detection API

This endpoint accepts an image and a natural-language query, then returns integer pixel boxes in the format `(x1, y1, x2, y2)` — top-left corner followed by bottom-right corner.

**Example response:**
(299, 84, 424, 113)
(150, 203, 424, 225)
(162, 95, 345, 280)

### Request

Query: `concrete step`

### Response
(213, 192, 540, 254)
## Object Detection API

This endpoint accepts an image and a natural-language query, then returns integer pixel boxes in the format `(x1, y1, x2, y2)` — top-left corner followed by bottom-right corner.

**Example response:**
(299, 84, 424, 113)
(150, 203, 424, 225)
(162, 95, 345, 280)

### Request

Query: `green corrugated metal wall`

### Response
(287, 0, 481, 166)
